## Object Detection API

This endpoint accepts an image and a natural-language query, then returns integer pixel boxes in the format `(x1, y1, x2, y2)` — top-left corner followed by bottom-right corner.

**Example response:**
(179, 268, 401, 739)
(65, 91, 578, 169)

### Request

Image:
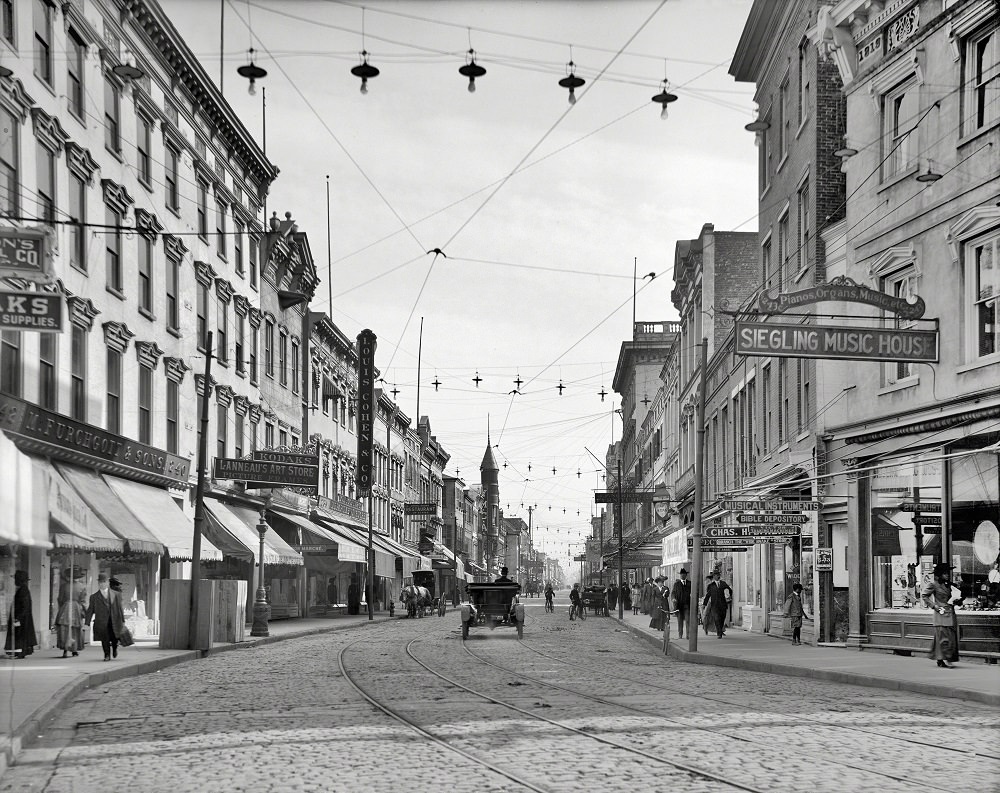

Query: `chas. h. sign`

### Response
(735, 320, 938, 363)
(356, 329, 377, 496)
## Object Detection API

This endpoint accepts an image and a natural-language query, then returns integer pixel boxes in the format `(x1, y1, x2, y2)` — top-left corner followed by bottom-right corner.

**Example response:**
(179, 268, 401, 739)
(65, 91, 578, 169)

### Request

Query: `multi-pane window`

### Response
(797, 178, 809, 273)
(138, 237, 153, 314)
(106, 348, 121, 434)
(264, 422, 274, 448)
(68, 173, 86, 271)
(882, 78, 918, 180)
(235, 312, 245, 374)
(796, 358, 804, 433)
(36, 141, 54, 222)
(216, 403, 227, 459)
(249, 325, 258, 382)
(106, 206, 123, 293)
(33, 0, 52, 85)
(217, 297, 228, 364)
(197, 180, 208, 239)
(136, 113, 152, 186)
(291, 339, 299, 393)
(38, 332, 56, 410)
(215, 200, 227, 257)
(758, 112, 772, 192)
(196, 281, 209, 350)
(71, 326, 86, 420)
(67, 31, 85, 118)
(250, 419, 258, 452)
(279, 429, 287, 447)
(265, 319, 274, 378)
(971, 233, 1000, 358)
(166, 378, 178, 453)
(166, 255, 180, 331)
(279, 330, 288, 386)
(1, 0, 13, 45)
(798, 39, 809, 126)
(778, 358, 788, 446)
(777, 212, 789, 290)
(0, 331, 20, 396)
(0, 107, 18, 215)
(233, 219, 244, 276)
(761, 364, 771, 454)
(762, 238, 773, 289)
(104, 75, 121, 154)
(963, 22, 999, 135)
(249, 235, 259, 288)
(165, 146, 180, 212)
(234, 413, 244, 458)
(884, 267, 920, 382)
(778, 76, 789, 158)
(138, 365, 152, 443)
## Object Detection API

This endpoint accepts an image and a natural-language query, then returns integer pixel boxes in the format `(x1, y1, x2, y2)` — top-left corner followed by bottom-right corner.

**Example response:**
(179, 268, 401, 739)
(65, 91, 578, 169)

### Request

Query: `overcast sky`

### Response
(162, 0, 757, 567)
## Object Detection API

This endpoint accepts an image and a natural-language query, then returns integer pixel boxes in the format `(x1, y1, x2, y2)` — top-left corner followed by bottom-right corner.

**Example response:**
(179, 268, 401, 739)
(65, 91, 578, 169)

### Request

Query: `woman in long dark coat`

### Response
(5, 570, 36, 658)
(921, 562, 960, 668)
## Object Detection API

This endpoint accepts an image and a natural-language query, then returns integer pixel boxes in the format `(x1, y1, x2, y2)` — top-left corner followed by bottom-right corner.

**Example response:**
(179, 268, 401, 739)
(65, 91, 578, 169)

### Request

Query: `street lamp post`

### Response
(250, 509, 270, 637)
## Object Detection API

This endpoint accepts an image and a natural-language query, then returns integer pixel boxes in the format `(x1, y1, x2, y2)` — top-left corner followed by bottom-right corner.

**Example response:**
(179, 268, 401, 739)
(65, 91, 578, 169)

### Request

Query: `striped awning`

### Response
(204, 500, 303, 566)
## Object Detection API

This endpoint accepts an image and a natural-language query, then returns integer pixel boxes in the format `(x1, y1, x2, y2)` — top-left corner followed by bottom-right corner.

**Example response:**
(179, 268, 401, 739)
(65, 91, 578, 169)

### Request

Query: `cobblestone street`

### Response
(4, 603, 997, 793)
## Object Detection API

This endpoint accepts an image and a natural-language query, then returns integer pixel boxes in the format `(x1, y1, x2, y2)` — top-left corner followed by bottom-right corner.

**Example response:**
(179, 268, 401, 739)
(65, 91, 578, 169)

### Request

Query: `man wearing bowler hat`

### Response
(85, 573, 125, 661)
(670, 568, 692, 639)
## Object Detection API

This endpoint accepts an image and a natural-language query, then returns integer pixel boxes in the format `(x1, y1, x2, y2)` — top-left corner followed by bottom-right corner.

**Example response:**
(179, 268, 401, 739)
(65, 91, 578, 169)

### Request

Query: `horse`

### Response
(400, 584, 431, 618)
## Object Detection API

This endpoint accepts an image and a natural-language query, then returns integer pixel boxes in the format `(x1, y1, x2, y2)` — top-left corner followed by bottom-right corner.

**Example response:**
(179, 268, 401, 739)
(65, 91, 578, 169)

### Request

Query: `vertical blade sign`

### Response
(356, 329, 377, 496)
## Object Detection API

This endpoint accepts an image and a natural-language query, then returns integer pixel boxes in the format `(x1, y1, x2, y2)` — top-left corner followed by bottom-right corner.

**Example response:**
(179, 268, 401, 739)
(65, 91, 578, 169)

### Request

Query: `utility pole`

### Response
(689, 337, 708, 653)
(189, 332, 213, 651)
(599, 509, 604, 586)
(617, 459, 624, 620)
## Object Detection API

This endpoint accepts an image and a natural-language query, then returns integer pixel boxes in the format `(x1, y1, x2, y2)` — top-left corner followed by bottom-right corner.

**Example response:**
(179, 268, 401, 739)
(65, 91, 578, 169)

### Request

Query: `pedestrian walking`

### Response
(641, 578, 654, 615)
(347, 574, 360, 615)
(648, 577, 668, 630)
(84, 574, 125, 661)
(921, 562, 960, 669)
(630, 582, 641, 615)
(622, 582, 632, 613)
(56, 588, 87, 658)
(4, 570, 36, 659)
(607, 584, 618, 612)
(703, 570, 732, 638)
(782, 582, 809, 645)
(670, 568, 692, 639)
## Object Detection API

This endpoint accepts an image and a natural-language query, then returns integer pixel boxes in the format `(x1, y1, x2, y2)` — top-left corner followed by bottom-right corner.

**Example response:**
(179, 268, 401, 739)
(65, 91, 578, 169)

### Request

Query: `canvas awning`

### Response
(204, 500, 303, 566)
(56, 463, 163, 554)
(430, 541, 466, 580)
(269, 509, 367, 563)
(35, 457, 125, 553)
(312, 513, 396, 577)
(0, 432, 50, 548)
(104, 475, 221, 561)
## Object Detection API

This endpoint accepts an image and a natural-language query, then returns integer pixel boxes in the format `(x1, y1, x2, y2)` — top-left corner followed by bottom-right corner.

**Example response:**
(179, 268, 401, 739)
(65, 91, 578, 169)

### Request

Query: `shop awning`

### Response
(312, 513, 395, 577)
(0, 432, 50, 548)
(56, 463, 163, 554)
(269, 510, 367, 563)
(429, 541, 467, 580)
(103, 475, 221, 561)
(204, 500, 303, 566)
(36, 457, 125, 553)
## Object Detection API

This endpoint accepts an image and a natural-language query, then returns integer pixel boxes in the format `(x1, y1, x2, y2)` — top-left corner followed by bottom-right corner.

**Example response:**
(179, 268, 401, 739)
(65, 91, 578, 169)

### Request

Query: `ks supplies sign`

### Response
(735, 321, 938, 363)
(356, 329, 376, 496)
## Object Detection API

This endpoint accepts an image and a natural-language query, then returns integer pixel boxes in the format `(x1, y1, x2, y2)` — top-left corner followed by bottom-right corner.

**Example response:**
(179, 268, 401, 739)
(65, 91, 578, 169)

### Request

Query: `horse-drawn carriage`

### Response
(460, 582, 524, 639)
(400, 582, 432, 618)
(582, 585, 608, 617)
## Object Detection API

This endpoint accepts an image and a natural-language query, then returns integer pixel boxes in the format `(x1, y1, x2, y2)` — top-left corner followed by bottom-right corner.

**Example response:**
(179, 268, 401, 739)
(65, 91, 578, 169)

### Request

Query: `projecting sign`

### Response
(758, 276, 926, 319)
(356, 329, 377, 496)
(252, 450, 320, 467)
(815, 547, 834, 572)
(404, 502, 438, 516)
(687, 541, 748, 553)
(734, 321, 938, 363)
(0, 227, 52, 282)
(573, 554, 587, 562)
(594, 491, 654, 504)
(722, 500, 820, 511)
(0, 291, 63, 332)
(704, 525, 800, 539)
(213, 457, 319, 487)
(736, 513, 810, 525)
(688, 537, 753, 547)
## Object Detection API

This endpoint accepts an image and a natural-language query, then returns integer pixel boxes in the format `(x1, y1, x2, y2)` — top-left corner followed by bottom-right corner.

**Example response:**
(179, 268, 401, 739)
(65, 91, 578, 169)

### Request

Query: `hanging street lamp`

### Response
(651, 80, 678, 119)
(351, 51, 380, 94)
(558, 61, 585, 104)
(458, 50, 486, 93)
(237, 48, 267, 96)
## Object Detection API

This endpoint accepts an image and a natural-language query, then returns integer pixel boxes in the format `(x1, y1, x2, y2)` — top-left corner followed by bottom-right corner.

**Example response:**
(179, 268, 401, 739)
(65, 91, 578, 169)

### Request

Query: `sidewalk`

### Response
(616, 609, 1000, 707)
(0, 612, 392, 778)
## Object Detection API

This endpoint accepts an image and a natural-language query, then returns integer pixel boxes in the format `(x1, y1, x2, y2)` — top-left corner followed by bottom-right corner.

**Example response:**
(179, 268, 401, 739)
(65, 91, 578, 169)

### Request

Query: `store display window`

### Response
(949, 451, 999, 610)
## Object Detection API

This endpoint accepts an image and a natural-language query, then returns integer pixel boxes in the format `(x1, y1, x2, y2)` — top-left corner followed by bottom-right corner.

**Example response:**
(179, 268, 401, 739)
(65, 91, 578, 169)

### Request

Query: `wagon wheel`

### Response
(462, 621, 469, 639)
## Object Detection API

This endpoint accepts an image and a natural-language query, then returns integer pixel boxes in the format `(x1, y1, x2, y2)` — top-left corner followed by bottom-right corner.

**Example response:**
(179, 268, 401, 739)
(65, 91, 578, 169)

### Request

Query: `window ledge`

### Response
(104, 145, 123, 163)
(795, 117, 808, 139)
(776, 153, 789, 174)
(877, 376, 919, 395)
(793, 266, 810, 284)
(957, 117, 1000, 150)
(235, 268, 245, 280)
(70, 263, 88, 277)
(166, 204, 181, 219)
(216, 358, 229, 369)
(138, 307, 155, 322)
(956, 354, 1000, 374)
(876, 164, 919, 193)
(795, 430, 812, 442)
(106, 286, 126, 301)
(166, 326, 182, 339)
(68, 108, 86, 127)
(236, 369, 247, 379)
(759, 182, 772, 202)
(138, 176, 153, 193)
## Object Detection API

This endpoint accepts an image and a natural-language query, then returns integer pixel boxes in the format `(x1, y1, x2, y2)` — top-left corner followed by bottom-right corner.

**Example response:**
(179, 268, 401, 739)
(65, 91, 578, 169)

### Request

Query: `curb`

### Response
(1, 617, 392, 778)
(617, 618, 1000, 707)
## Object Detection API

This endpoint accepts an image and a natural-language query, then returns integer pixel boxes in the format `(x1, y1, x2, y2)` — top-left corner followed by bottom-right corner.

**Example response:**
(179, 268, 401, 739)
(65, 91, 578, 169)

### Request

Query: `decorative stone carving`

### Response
(31, 108, 70, 153)
(233, 394, 250, 416)
(67, 295, 100, 330)
(101, 321, 135, 353)
(233, 294, 250, 316)
(194, 373, 217, 398)
(101, 179, 134, 215)
(214, 278, 234, 302)
(134, 208, 163, 240)
(134, 340, 164, 369)
(65, 142, 99, 183)
(163, 356, 190, 384)
(214, 384, 235, 407)
(163, 233, 188, 261)
(247, 402, 262, 424)
(0, 77, 33, 122)
(193, 260, 217, 287)
(247, 307, 262, 328)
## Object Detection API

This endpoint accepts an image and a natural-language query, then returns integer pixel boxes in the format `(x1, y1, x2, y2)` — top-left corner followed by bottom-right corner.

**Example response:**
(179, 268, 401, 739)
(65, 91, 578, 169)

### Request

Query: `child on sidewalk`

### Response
(783, 583, 808, 645)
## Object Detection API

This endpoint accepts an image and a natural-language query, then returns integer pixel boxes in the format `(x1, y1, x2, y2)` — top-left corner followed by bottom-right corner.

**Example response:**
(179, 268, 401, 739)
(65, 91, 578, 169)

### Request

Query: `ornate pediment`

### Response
(65, 142, 99, 183)
(193, 260, 218, 287)
(247, 307, 262, 328)
(102, 321, 135, 353)
(214, 278, 234, 303)
(233, 294, 250, 316)
(233, 394, 250, 416)
(134, 340, 165, 369)
(163, 233, 188, 261)
(247, 402, 263, 424)
(134, 208, 163, 240)
(67, 295, 100, 330)
(194, 373, 217, 398)
(31, 108, 69, 154)
(163, 356, 191, 384)
(214, 384, 235, 407)
(101, 178, 134, 215)
(0, 76, 33, 121)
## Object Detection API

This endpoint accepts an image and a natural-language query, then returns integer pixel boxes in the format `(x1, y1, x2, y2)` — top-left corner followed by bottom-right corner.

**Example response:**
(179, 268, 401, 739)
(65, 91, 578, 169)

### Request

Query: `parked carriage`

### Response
(582, 585, 608, 617)
(460, 582, 524, 639)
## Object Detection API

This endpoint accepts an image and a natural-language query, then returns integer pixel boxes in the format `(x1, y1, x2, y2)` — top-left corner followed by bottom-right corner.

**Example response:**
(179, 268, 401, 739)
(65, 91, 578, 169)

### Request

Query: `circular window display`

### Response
(973, 520, 999, 565)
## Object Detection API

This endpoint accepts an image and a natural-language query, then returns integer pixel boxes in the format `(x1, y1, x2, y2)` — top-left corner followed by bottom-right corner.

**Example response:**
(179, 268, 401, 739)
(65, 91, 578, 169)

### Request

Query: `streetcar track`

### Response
(403, 635, 768, 793)
(516, 632, 1000, 762)
(337, 636, 551, 793)
(461, 640, 959, 792)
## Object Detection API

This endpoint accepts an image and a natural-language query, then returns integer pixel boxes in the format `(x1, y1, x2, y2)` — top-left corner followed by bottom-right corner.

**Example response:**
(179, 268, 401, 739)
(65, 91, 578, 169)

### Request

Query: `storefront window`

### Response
(770, 541, 791, 611)
(869, 452, 942, 610)
(950, 451, 999, 609)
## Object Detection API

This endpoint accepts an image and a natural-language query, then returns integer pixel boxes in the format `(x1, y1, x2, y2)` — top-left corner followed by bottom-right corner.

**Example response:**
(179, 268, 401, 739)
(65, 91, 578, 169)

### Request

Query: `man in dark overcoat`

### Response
(5, 570, 36, 658)
(670, 568, 692, 639)
(85, 573, 125, 661)
(702, 570, 732, 638)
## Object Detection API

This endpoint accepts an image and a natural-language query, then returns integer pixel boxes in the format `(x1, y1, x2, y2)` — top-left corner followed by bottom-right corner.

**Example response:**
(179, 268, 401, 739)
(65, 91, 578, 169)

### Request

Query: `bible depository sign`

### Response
(735, 321, 938, 363)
